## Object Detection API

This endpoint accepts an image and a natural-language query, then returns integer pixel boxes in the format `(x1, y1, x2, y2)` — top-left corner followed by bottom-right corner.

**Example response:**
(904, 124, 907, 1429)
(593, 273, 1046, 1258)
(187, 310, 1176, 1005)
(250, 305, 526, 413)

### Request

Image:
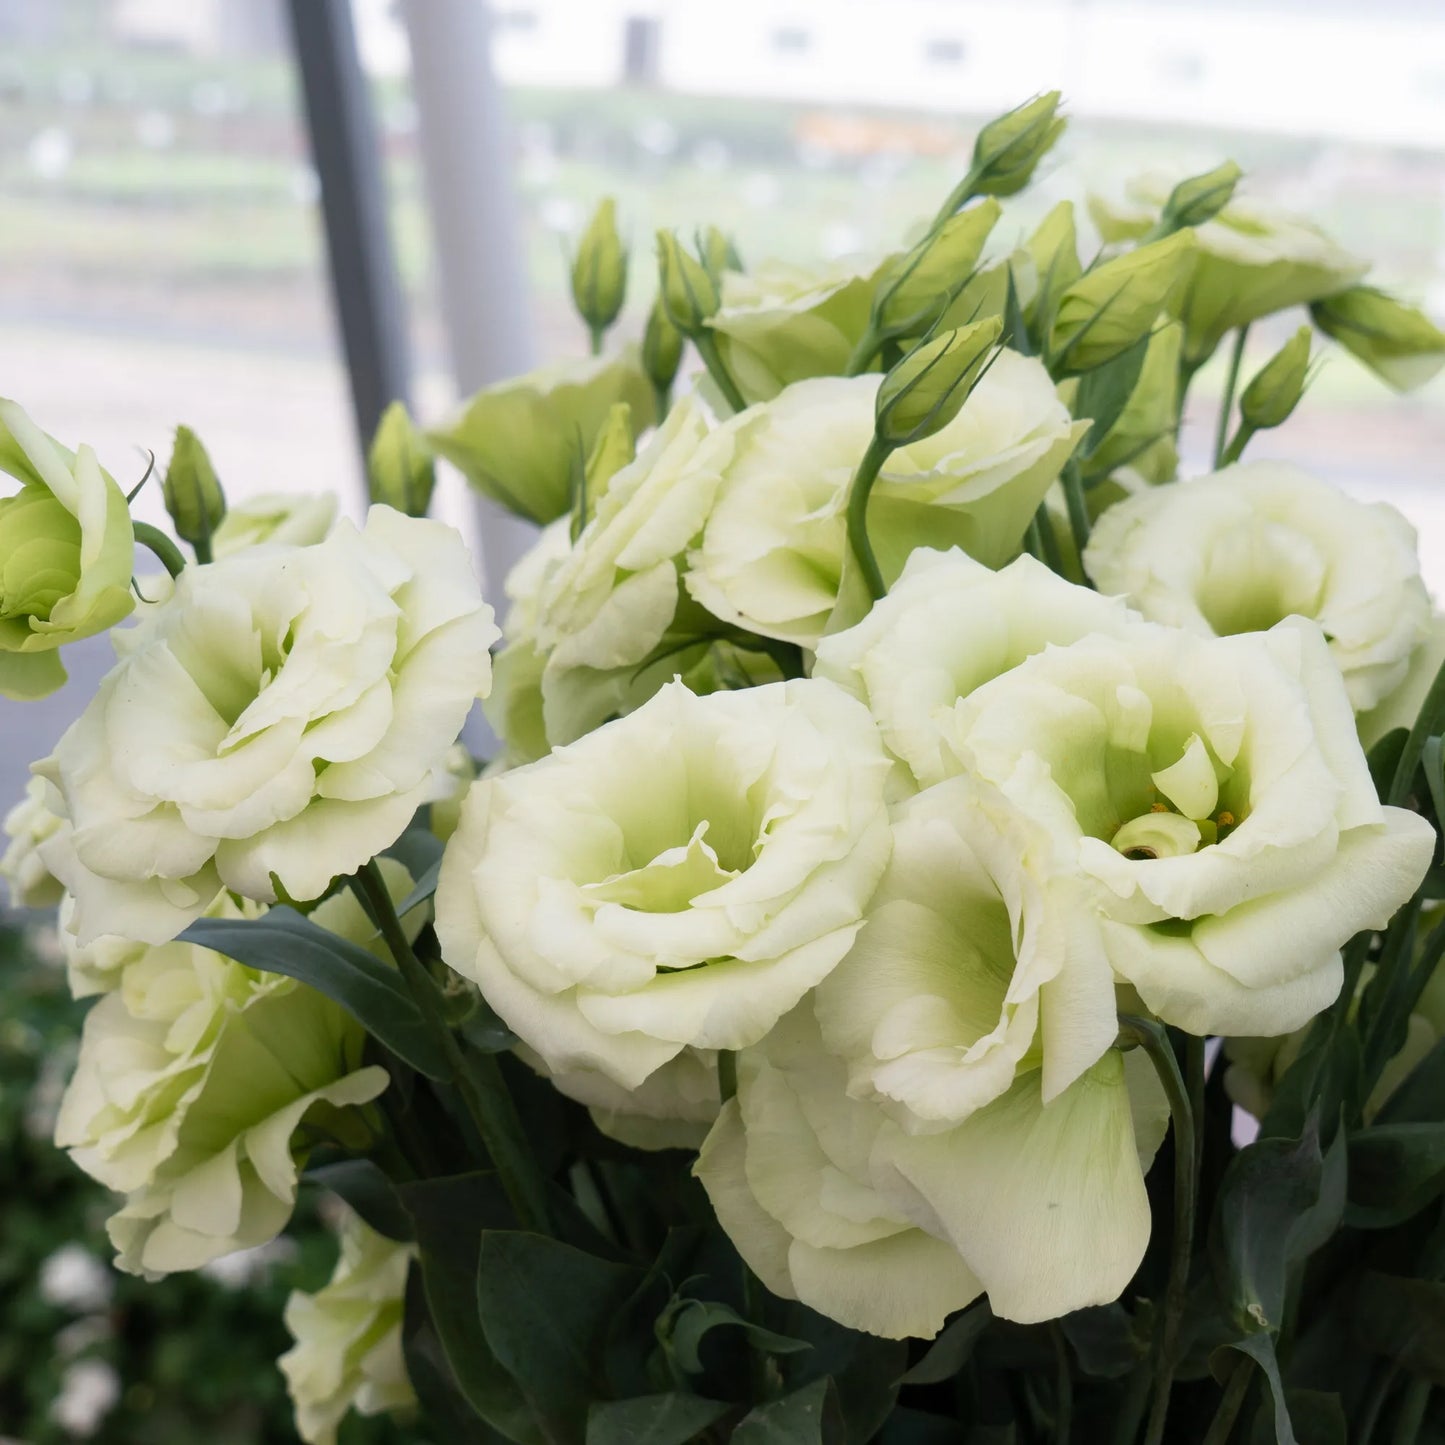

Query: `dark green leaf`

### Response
(1376, 1039, 1445, 1125)
(878, 1408, 968, 1444)
(307, 1158, 412, 1242)
(665, 1300, 811, 1375)
(1001, 270, 1033, 357)
(732, 1378, 844, 1444)
(586, 1394, 730, 1445)
(1260, 1024, 1360, 1144)
(478, 1230, 641, 1444)
(900, 1303, 992, 1385)
(1215, 1334, 1297, 1445)
(386, 825, 446, 887)
(1059, 1302, 1145, 1379)
(403, 1265, 508, 1444)
(1355, 1271, 1445, 1386)
(1348, 1121, 1445, 1228)
(778, 1305, 907, 1442)
(180, 907, 443, 1080)
(459, 996, 520, 1053)
(1073, 333, 1150, 460)
(1246, 1390, 1345, 1445)
(403, 1174, 541, 1444)
(396, 856, 443, 920)
(1368, 727, 1409, 803)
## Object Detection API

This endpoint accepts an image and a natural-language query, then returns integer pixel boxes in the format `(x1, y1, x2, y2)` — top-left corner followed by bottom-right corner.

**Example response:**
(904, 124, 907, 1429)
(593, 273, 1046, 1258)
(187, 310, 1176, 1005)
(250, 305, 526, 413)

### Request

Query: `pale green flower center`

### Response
(1192, 524, 1325, 638)
(1106, 730, 1243, 861)
(0, 486, 81, 622)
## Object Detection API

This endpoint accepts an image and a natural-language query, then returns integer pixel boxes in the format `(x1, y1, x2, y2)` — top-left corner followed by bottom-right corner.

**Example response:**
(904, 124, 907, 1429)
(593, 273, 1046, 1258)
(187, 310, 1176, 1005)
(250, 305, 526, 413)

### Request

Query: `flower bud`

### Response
(875, 316, 1003, 447)
(698, 224, 743, 282)
(1026, 200, 1082, 329)
(1158, 161, 1242, 235)
(1049, 229, 1197, 375)
(872, 199, 1002, 340)
(162, 425, 226, 549)
(570, 197, 628, 338)
(367, 400, 436, 517)
(585, 402, 636, 497)
(969, 91, 1065, 199)
(656, 230, 719, 337)
(1311, 285, 1445, 392)
(1239, 325, 1312, 430)
(642, 295, 683, 393)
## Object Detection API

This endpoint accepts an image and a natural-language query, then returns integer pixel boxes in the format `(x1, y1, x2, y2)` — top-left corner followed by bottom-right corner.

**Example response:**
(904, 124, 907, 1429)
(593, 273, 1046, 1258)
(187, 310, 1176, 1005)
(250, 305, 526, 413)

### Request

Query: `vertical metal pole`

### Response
(399, 0, 538, 606)
(285, 0, 412, 470)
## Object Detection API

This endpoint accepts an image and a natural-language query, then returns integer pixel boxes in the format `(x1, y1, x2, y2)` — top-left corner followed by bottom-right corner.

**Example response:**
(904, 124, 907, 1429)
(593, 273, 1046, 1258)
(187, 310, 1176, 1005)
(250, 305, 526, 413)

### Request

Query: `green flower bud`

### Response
(656, 230, 720, 338)
(871, 199, 1002, 341)
(875, 317, 1003, 447)
(642, 295, 684, 393)
(1158, 161, 1242, 235)
(163, 425, 226, 549)
(570, 197, 628, 339)
(366, 400, 436, 517)
(969, 91, 1066, 199)
(1239, 325, 1313, 430)
(1311, 285, 1445, 392)
(1049, 230, 1197, 375)
(698, 224, 743, 282)
(0, 400, 135, 700)
(1026, 200, 1083, 330)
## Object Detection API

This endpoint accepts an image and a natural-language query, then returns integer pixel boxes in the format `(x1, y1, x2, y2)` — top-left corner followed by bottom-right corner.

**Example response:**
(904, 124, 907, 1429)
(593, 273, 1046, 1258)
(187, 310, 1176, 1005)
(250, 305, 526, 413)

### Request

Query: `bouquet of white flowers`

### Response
(6, 92, 1445, 1445)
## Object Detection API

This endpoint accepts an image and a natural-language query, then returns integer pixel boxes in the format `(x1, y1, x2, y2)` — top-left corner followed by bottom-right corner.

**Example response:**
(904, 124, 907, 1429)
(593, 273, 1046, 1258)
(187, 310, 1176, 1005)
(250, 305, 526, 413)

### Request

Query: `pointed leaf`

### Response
(586, 1395, 730, 1445)
(308, 1157, 413, 1242)
(402, 1266, 509, 1444)
(665, 1300, 811, 1375)
(1355, 1271, 1445, 1386)
(1347, 1121, 1445, 1228)
(181, 907, 443, 1079)
(900, 1303, 992, 1385)
(1215, 1334, 1297, 1445)
(733, 1378, 845, 1445)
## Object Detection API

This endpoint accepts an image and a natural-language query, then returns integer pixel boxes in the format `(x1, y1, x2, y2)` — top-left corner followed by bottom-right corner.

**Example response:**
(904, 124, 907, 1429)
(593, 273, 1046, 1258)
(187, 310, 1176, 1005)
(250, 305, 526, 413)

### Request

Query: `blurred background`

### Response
(1, 2, 1444, 1437)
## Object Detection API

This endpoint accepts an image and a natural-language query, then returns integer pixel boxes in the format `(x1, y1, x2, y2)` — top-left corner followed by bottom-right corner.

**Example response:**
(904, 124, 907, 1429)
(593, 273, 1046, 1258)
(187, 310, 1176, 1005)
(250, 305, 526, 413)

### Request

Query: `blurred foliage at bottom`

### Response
(0, 917, 412, 1445)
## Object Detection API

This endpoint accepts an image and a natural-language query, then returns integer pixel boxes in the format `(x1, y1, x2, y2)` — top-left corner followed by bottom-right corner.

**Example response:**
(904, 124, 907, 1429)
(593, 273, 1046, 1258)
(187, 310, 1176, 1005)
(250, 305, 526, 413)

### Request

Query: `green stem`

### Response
(352, 860, 550, 1233)
(192, 535, 214, 564)
(1391, 1379, 1431, 1445)
(134, 522, 187, 579)
(1031, 500, 1067, 578)
(931, 167, 983, 231)
(1185, 1034, 1207, 1181)
(692, 330, 748, 415)
(1212, 327, 1249, 469)
(1389, 651, 1445, 806)
(1110, 1361, 1152, 1445)
(1120, 1017, 1197, 1445)
(844, 322, 883, 377)
(1201, 1355, 1252, 1445)
(845, 435, 895, 602)
(1051, 1323, 1073, 1445)
(1218, 421, 1256, 469)
(652, 381, 673, 423)
(1060, 458, 1093, 573)
(588, 324, 605, 357)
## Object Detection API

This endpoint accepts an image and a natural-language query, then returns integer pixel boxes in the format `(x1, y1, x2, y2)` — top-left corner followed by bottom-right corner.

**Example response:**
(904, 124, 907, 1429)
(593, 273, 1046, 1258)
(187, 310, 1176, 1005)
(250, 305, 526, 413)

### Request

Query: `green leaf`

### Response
(180, 907, 444, 1080)
(403, 1174, 542, 1445)
(663, 1300, 811, 1375)
(307, 1158, 413, 1242)
(732, 1378, 845, 1444)
(386, 822, 446, 884)
(477, 1230, 642, 1444)
(1001, 269, 1033, 357)
(1213, 1118, 1343, 1333)
(1260, 1024, 1361, 1144)
(1059, 1302, 1146, 1379)
(1215, 1333, 1297, 1445)
(1073, 333, 1150, 460)
(878, 1408, 970, 1444)
(777, 1305, 906, 1442)
(1355, 1271, 1445, 1386)
(1367, 727, 1409, 803)
(1246, 1389, 1345, 1445)
(396, 856, 443, 920)
(1347, 1121, 1445, 1228)
(1375, 1039, 1445, 1125)
(586, 1394, 730, 1445)
(900, 1303, 991, 1385)
(402, 1266, 509, 1444)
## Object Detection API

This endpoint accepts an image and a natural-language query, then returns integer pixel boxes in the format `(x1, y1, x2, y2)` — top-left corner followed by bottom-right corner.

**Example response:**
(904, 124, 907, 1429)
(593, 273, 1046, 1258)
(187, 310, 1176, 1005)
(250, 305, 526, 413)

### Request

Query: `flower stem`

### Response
(1217, 421, 1256, 469)
(1120, 1016, 1197, 1445)
(1201, 1355, 1252, 1445)
(1060, 457, 1093, 572)
(352, 859, 550, 1234)
(652, 382, 673, 423)
(844, 322, 882, 377)
(1212, 327, 1249, 469)
(588, 324, 606, 357)
(134, 522, 187, 578)
(931, 167, 983, 232)
(692, 330, 748, 415)
(845, 435, 895, 602)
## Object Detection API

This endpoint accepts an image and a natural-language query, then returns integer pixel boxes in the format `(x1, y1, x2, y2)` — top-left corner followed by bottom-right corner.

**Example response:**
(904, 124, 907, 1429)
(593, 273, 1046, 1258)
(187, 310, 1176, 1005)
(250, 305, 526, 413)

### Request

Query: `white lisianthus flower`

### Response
(943, 619, 1436, 1037)
(686, 352, 1087, 648)
(436, 678, 893, 1094)
(814, 549, 1133, 788)
(1358, 613, 1445, 752)
(211, 491, 338, 555)
(531, 397, 733, 744)
(37, 506, 498, 946)
(1, 774, 65, 908)
(54, 868, 416, 1278)
(279, 1211, 417, 1445)
(1084, 462, 1431, 712)
(710, 255, 887, 403)
(695, 1004, 984, 1340)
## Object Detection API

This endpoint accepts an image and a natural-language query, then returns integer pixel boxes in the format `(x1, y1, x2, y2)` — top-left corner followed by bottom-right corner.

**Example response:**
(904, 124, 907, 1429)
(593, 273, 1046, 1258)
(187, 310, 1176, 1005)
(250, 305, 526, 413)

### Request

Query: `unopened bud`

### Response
(571, 198, 628, 338)
(698, 225, 743, 282)
(872, 199, 1001, 340)
(367, 401, 436, 517)
(1311, 285, 1445, 392)
(875, 317, 1003, 447)
(1158, 161, 1242, 235)
(162, 425, 226, 549)
(1239, 325, 1312, 430)
(656, 230, 719, 337)
(642, 295, 684, 392)
(970, 92, 1065, 199)
(1050, 230, 1197, 375)
(1026, 200, 1082, 328)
